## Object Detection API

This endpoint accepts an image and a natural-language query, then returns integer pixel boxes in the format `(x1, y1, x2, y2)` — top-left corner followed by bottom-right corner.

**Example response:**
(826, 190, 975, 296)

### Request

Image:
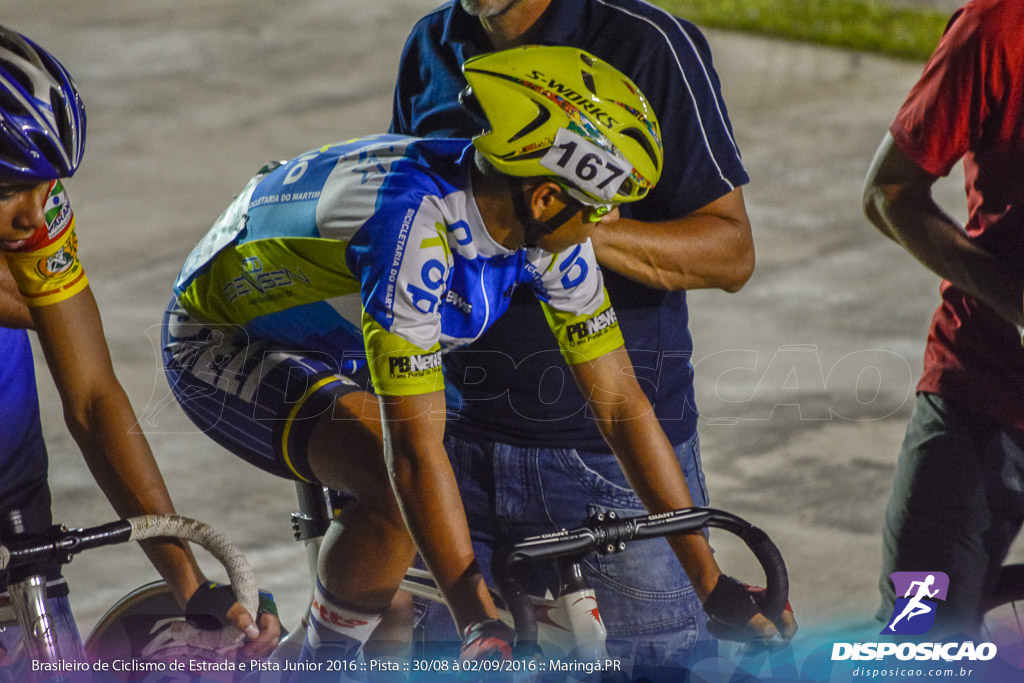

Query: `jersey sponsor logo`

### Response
(445, 289, 472, 314)
(388, 350, 442, 377)
(402, 219, 452, 316)
(35, 231, 79, 278)
(222, 256, 310, 303)
(248, 189, 322, 208)
(557, 244, 589, 289)
(384, 208, 416, 312)
(565, 308, 618, 346)
(44, 181, 73, 240)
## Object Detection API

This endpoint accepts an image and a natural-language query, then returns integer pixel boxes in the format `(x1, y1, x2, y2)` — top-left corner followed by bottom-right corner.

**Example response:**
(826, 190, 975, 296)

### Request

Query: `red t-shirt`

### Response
(890, 0, 1024, 432)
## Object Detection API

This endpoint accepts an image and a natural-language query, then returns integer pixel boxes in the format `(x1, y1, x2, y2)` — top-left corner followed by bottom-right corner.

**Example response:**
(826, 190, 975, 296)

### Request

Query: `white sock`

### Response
(301, 580, 383, 661)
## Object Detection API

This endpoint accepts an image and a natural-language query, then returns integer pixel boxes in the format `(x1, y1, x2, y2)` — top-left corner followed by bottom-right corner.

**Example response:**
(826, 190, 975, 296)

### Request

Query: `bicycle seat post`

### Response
(291, 482, 333, 597)
(1, 509, 62, 667)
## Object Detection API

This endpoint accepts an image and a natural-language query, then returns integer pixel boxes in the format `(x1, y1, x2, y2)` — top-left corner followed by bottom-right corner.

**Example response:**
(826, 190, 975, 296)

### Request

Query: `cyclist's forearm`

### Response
(389, 442, 495, 632)
(71, 386, 204, 604)
(574, 352, 723, 598)
(381, 395, 498, 633)
(29, 290, 206, 602)
(598, 414, 722, 599)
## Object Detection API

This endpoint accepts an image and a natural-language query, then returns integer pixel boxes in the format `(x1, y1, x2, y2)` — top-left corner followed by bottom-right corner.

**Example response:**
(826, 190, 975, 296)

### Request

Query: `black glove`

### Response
(703, 575, 764, 642)
(459, 618, 516, 662)
(185, 581, 278, 632)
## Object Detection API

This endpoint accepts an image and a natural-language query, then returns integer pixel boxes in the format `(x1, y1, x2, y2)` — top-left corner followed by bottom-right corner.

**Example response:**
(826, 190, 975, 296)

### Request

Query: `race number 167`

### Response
(540, 129, 628, 201)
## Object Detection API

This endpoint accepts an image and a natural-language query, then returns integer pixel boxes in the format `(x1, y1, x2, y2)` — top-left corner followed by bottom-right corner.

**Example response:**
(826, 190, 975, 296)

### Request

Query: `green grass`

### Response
(655, 0, 951, 61)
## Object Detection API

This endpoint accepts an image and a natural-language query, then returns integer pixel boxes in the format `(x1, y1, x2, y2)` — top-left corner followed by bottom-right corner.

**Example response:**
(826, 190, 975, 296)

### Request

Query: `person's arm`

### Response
(379, 391, 497, 634)
(30, 287, 278, 652)
(0, 255, 32, 328)
(569, 347, 795, 640)
(863, 132, 1024, 328)
(589, 187, 754, 292)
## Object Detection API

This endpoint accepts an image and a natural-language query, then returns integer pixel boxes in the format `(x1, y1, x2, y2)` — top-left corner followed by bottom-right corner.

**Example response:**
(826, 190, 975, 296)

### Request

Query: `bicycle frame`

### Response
(287, 482, 789, 665)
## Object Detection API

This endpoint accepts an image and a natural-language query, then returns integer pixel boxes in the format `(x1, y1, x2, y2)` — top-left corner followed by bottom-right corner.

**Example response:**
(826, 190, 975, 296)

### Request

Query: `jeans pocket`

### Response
(550, 448, 643, 510)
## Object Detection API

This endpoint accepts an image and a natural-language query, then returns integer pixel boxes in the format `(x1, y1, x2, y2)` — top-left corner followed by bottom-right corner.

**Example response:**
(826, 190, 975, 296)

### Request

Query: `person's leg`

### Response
(976, 426, 1024, 625)
(163, 302, 415, 663)
(878, 393, 1003, 636)
(298, 390, 418, 664)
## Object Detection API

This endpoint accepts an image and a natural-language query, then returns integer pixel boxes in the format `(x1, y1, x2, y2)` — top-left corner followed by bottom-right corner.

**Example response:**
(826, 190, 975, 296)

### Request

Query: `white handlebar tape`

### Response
(128, 515, 259, 621)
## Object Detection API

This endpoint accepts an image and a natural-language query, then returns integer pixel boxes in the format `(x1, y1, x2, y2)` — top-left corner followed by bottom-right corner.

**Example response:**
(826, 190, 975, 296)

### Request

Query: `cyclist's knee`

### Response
(306, 393, 394, 500)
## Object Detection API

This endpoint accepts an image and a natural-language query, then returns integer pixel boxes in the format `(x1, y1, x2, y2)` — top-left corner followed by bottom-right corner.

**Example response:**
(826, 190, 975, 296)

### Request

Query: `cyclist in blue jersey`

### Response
(0, 25, 279, 669)
(389, 0, 790, 668)
(164, 46, 790, 666)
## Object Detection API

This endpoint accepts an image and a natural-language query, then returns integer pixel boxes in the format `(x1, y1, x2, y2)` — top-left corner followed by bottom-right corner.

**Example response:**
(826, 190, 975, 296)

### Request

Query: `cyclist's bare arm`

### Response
(380, 390, 499, 634)
(29, 286, 278, 653)
(0, 255, 31, 329)
(863, 132, 1024, 329)
(588, 187, 754, 292)
(569, 346, 796, 640)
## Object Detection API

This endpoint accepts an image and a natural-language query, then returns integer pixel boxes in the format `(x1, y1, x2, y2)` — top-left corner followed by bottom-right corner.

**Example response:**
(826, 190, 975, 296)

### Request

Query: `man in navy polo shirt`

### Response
(391, 0, 761, 669)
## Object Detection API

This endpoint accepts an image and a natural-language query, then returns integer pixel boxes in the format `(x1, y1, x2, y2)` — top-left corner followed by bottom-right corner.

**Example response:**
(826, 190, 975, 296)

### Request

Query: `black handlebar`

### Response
(492, 507, 788, 643)
(0, 520, 133, 572)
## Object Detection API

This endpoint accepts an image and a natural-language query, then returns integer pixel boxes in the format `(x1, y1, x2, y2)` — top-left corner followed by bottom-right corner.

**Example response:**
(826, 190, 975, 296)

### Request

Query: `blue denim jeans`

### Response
(0, 594, 87, 682)
(416, 430, 717, 673)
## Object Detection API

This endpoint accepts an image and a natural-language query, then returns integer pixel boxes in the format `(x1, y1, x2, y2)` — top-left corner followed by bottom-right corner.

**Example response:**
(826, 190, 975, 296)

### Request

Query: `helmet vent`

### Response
(50, 86, 75, 159)
(0, 59, 33, 98)
(581, 71, 597, 95)
(0, 79, 28, 117)
(621, 127, 660, 172)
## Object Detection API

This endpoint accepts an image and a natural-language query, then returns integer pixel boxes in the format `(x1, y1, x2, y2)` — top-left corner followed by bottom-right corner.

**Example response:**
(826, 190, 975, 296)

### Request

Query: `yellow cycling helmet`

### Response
(462, 45, 663, 207)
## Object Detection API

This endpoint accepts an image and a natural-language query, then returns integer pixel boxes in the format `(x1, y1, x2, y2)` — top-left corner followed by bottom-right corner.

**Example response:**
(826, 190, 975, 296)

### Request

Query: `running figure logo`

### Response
(881, 571, 950, 635)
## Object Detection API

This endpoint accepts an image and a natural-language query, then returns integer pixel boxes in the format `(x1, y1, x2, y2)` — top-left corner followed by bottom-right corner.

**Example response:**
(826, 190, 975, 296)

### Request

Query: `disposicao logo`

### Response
(881, 571, 949, 636)
(831, 571, 998, 663)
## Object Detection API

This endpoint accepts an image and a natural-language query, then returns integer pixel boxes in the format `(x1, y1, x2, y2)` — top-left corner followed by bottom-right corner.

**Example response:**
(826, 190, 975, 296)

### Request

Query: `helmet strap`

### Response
(509, 178, 582, 248)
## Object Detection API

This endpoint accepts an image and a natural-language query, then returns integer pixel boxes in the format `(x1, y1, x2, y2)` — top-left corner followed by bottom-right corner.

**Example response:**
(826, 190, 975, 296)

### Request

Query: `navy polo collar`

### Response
(440, 0, 584, 50)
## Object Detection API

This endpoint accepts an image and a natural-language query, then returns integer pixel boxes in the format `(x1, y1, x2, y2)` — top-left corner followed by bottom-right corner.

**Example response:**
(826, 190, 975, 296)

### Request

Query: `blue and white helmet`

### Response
(0, 25, 86, 181)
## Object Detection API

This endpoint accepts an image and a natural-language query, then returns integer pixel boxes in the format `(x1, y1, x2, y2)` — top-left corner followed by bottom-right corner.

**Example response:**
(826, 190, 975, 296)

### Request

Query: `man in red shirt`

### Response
(862, 0, 1024, 635)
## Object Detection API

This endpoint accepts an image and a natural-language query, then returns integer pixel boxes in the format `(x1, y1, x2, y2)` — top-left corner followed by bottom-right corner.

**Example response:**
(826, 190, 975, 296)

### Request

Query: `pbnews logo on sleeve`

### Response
(881, 571, 949, 636)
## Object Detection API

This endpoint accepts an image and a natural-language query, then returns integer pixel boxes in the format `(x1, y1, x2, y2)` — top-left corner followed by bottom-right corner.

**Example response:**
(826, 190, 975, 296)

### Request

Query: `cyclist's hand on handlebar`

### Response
(186, 581, 281, 658)
(459, 619, 516, 662)
(746, 584, 797, 641)
(229, 599, 281, 658)
(703, 575, 796, 647)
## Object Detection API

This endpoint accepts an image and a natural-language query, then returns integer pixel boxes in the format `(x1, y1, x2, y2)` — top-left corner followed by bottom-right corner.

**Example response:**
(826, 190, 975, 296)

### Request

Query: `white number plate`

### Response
(539, 128, 628, 202)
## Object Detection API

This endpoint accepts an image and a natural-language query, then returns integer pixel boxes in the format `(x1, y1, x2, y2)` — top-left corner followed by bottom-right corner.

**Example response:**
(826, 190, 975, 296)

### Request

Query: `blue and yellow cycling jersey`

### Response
(174, 136, 624, 396)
